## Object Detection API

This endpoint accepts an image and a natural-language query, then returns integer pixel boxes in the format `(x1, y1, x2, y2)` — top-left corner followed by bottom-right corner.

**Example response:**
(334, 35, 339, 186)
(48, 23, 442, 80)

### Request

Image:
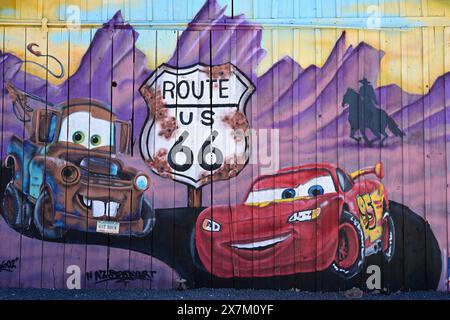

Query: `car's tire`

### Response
(330, 210, 365, 279)
(2, 183, 22, 228)
(382, 212, 395, 262)
(133, 197, 155, 237)
(33, 188, 66, 239)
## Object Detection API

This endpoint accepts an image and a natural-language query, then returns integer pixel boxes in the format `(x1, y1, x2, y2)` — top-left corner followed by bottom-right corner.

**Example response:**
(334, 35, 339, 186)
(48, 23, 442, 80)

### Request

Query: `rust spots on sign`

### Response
(148, 148, 173, 178)
(199, 155, 246, 184)
(141, 85, 178, 139)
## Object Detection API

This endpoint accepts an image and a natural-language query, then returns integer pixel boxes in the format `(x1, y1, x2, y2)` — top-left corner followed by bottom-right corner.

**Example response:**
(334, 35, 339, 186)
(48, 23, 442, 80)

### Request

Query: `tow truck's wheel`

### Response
(33, 188, 66, 239)
(331, 211, 365, 279)
(133, 198, 155, 237)
(382, 212, 395, 262)
(2, 183, 22, 228)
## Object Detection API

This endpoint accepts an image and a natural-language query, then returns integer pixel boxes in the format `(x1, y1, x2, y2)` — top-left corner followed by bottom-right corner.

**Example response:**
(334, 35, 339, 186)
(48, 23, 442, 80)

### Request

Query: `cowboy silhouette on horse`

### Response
(342, 78, 405, 147)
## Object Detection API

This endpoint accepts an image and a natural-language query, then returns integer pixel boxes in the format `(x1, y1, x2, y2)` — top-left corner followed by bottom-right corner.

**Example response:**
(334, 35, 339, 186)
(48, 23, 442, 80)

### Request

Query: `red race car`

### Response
(194, 162, 395, 279)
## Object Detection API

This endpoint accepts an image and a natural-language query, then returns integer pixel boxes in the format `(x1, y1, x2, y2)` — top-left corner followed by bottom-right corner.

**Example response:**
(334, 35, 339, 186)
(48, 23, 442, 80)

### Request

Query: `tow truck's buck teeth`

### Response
(82, 196, 120, 218)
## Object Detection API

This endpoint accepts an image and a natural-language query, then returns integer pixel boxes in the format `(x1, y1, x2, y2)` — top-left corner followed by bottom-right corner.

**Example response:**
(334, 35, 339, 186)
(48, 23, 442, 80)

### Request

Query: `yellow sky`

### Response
(257, 26, 449, 94)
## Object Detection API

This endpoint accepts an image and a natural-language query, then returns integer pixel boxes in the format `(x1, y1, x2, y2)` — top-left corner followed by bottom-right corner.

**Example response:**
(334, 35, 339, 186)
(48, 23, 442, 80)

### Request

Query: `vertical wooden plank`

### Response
(0, 26, 24, 289)
(314, 27, 323, 292)
(403, 27, 427, 289)
(339, 0, 357, 17)
(129, 28, 156, 290)
(42, 0, 59, 21)
(152, 0, 171, 21)
(146, 0, 154, 21)
(323, 28, 340, 292)
(372, 28, 385, 293)
(108, 0, 125, 21)
(291, 28, 301, 290)
(337, 27, 358, 292)
(280, 28, 295, 291)
(228, 25, 237, 291)
(399, 26, 409, 289)
(422, 26, 433, 289)
(84, 25, 109, 289)
(62, 28, 92, 290)
(105, 20, 136, 290)
(405, 0, 423, 16)
(298, 1, 317, 18)
(18, 0, 40, 20)
(128, 0, 148, 21)
(353, 28, 366, 291)
(268, 27, 278, 290)
(251, 0, 270, 19)
(321, 0, 336, 18)
(155, 29, 177, 289)
(379, 29, 396, 292)
(0, 1, 15, 19)
(19, 27, 49, 289)
(86, 0, 103, 21)
(444, 25, 450, 293)
(427, 0, 445, 17)
(40, 27, 68, 289)
(335, 27, 347, 292)
(232, 0, 254, 20)
(299, 28, 317, 291)
(424, 26, 447, 290)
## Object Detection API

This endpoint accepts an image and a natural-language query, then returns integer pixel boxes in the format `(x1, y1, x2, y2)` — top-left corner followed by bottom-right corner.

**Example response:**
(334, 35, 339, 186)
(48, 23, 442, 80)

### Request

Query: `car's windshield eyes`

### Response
(58, 111, 114, 149)
(245, 175, 336, 206)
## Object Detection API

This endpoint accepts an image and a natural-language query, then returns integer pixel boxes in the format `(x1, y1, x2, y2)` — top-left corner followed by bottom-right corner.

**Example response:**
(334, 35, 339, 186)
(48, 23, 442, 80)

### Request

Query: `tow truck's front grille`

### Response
(80, 174, 132, 188)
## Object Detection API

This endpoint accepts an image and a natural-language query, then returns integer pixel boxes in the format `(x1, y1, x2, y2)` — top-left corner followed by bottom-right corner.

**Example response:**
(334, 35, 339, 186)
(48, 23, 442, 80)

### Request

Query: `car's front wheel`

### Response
(2, 183, 22, 228)
(330, 210, 365, 279)
(33, 188, 66, 239)
(382, 212, 395, 262)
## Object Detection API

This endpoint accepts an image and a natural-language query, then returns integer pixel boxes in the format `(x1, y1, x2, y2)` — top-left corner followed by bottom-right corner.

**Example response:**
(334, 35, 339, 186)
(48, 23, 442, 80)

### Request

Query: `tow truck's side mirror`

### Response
(116, 120, 131, 155)
(34, 108, 61, 144)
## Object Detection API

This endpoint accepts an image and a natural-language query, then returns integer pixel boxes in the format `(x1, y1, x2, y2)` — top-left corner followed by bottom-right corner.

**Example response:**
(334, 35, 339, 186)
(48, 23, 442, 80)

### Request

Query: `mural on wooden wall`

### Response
(0, 0, 448, 291)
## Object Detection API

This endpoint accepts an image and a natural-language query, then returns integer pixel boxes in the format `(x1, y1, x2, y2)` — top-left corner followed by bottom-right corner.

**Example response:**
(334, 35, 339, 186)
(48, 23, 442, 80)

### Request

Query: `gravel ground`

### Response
(0, 288, 449, 300)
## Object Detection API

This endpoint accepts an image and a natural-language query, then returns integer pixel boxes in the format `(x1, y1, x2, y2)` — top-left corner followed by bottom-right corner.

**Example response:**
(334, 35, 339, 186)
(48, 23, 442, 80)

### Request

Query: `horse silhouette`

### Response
(342, 87, 405, 147)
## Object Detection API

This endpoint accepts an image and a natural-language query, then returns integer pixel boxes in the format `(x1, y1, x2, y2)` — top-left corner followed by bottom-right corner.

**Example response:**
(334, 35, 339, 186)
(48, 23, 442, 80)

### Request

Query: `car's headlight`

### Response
(134, 175, 149, 191)
(287, 208, 321, 223)
(202, 219, 221, 232)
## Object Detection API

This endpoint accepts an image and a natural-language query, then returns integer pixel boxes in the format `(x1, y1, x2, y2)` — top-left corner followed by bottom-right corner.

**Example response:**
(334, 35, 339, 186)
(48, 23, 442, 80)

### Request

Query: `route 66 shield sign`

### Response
(139, 63, 255, 188)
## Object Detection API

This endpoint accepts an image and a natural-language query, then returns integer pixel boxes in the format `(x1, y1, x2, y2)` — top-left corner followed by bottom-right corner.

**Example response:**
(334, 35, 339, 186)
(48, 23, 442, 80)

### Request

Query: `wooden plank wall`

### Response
(0, 0, 448, 292)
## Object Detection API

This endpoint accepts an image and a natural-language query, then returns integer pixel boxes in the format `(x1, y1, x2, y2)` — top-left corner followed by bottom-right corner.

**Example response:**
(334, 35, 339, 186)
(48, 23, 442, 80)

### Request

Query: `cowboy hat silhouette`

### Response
(359, 77, 371, 85)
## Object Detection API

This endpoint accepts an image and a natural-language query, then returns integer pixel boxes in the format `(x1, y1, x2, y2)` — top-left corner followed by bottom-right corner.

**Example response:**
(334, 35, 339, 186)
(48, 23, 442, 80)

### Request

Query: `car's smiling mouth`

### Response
(229, 234, 291, 251)
(77, 194, 121, 218)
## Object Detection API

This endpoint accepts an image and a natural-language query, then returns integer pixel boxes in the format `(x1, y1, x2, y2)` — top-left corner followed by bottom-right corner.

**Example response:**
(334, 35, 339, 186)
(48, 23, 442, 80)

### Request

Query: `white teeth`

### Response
(83, 196, 92, 207)
(83, 197, 120, 218)
(92, 200, 104, 217)
(106, 202, 119, 218)
(231, 234, 290, 249)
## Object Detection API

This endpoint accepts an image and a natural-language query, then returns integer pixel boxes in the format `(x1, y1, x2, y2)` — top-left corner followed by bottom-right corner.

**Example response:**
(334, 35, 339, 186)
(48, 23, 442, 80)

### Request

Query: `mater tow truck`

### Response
(2, 85, 155, 239)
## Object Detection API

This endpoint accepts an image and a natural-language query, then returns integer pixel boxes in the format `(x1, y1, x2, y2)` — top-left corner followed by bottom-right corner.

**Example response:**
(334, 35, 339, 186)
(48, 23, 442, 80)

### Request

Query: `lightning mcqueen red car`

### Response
(194, 162, 395, 279)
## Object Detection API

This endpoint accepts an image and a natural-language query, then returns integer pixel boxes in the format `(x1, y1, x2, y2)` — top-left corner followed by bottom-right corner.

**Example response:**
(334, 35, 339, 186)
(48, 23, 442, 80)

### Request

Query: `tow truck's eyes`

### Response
(72, 131, 85, 144)
(90, 134, 102, 146)
(58, 112, 114, 149)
